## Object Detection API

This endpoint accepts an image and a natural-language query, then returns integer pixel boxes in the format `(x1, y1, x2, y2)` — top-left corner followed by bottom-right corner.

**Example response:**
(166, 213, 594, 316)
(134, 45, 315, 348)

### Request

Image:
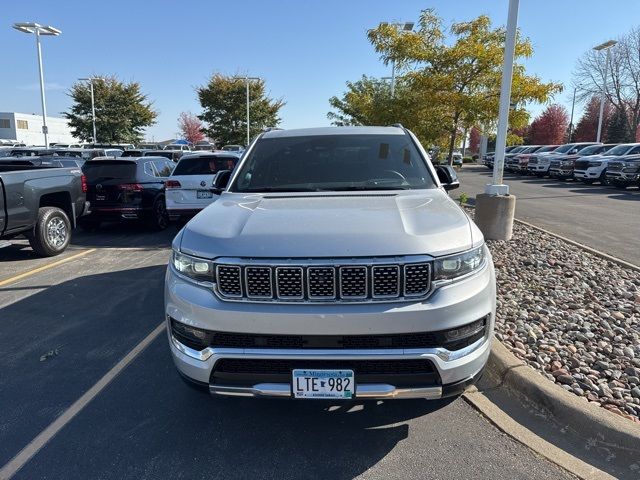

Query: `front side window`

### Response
(230, 134, 436, 192)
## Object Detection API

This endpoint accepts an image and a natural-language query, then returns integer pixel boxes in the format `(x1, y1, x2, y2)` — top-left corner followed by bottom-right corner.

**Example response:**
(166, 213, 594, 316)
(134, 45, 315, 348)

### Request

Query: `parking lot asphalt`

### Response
(0, 224, 575, 479)
(453, 165, 640, 265)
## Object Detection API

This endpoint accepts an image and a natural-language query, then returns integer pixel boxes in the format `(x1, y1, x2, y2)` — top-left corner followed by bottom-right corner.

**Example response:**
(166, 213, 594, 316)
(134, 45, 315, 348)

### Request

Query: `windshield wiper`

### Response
(240, 187, 325, 193)
(330, 185, 412, 191)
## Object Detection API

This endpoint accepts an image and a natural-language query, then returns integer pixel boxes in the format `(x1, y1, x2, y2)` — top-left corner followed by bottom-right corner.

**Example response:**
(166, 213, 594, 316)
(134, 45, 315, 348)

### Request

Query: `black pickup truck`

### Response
(0, 161, 88, 256)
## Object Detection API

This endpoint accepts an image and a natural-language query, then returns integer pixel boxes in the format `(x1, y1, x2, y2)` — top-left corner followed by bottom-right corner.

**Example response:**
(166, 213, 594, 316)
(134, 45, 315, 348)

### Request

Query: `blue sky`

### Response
(3, 0, 640, 141)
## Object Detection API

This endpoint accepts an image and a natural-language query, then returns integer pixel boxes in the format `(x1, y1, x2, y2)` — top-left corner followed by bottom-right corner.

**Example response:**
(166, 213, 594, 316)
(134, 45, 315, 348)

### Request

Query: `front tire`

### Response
(28, 207, 71, 257)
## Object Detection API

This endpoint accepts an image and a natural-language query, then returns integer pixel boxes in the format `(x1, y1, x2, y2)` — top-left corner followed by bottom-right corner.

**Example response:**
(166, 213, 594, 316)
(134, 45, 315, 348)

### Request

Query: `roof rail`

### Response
(389, 123, 404, 129)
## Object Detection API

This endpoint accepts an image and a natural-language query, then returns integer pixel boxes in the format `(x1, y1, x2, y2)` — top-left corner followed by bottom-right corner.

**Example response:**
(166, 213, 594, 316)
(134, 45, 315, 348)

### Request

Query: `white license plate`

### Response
(292, 369, 354, 399)
(196, 190, 213, 199)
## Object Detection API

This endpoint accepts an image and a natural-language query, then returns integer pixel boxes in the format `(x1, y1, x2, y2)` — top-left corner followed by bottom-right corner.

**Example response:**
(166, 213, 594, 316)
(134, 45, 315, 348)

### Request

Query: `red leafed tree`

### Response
(527, 104, 569, 145)
(573, 96, 611, 142)
(178, 111, 205, 144)
(469, 126, 481, 154)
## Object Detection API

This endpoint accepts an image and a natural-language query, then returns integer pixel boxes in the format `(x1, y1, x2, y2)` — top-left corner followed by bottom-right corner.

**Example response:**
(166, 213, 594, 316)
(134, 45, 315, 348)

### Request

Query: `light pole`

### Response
(13, 22, 61, 147)
(234, 76, 261, 146)
(474, 0, 520, 241)
(379, 22, 414, 97)
(79, 77, 104, 144)
(593, 40, 617, 142)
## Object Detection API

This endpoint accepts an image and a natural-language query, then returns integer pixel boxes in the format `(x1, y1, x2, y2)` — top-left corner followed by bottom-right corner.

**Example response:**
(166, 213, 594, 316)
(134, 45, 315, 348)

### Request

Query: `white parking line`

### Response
(0, 321, 166, 480)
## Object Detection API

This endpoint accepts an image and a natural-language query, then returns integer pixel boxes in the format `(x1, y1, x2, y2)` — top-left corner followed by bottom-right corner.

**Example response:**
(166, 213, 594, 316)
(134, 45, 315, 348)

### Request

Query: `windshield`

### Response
(606, 144, 634, 156)
(173, 156, 238, 175)
(578, 145, 604, 155)
(536, 146, 557, 153)
(230, 134, 436, 192)
(509, 146, 526, 154)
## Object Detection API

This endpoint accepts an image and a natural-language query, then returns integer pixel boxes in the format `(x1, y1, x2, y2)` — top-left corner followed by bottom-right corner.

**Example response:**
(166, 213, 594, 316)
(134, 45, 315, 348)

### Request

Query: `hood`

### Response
(587, 154, 623, 163)
(179, 190, 476, 259)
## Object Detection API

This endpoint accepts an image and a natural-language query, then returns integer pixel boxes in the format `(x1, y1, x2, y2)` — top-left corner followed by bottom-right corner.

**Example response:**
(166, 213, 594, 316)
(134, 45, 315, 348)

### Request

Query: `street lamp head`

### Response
(13, 22, 61, 35)
(593, 40, 617, 51)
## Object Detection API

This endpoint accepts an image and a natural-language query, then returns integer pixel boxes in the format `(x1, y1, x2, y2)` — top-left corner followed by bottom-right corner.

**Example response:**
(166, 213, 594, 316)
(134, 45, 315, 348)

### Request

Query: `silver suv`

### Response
(166, 126, 496, 400)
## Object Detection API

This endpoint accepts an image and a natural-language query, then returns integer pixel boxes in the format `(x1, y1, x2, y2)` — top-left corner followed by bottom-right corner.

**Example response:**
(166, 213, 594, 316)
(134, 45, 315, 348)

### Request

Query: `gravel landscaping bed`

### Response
(479, 217, 640, 423)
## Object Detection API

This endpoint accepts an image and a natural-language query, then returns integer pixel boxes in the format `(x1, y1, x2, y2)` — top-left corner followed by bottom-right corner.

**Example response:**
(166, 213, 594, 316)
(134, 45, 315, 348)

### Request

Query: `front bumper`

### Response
(165, 257, 496, 399)
(549, 168, 573, 178)
(573, 168, 601, 179)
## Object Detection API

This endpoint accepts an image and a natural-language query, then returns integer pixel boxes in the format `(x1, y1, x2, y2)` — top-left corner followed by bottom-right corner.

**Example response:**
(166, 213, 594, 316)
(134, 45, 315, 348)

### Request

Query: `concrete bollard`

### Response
(474, 194, 516, 241)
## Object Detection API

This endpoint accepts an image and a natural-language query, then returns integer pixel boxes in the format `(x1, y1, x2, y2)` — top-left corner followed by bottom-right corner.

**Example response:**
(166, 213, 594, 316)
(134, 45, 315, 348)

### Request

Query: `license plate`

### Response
(197, 190, 213, 199)
(292, 369, 354, 399)
(95, 194, 106, 201)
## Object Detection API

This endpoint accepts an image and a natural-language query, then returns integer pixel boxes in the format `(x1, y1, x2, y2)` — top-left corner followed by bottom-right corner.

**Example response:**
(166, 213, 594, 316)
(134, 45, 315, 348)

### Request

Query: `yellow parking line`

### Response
(0, 249, 97, 287)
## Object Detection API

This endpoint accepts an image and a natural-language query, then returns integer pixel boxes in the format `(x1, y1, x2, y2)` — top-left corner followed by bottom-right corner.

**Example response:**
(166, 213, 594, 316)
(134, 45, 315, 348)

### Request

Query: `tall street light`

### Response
(593, 40, 617, 142)
(13, 22, 61, 147)
(79, 77, 105, 143)
(474, 0, 520, 241)
(379, 21, 414, 97)
(234, 76, 261, 146)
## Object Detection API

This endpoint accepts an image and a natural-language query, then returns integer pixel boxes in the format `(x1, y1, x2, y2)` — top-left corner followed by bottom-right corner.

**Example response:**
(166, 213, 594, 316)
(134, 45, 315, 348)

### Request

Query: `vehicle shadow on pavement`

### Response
(71, 221, 177, 249)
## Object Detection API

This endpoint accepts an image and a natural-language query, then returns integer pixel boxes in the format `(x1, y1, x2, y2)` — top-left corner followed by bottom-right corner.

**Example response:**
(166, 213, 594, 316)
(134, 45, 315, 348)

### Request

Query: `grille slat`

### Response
(245, 267, 273, 298)
(215, 260, 432, 303)
(276, 267, 304, 299)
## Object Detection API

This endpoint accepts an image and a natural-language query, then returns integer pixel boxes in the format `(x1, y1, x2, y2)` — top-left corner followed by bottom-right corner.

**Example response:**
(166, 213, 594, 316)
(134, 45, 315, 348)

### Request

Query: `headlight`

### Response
(433, 245, 487, 281)
(588, 161, 602, 167)
(172, 250, 214, 282)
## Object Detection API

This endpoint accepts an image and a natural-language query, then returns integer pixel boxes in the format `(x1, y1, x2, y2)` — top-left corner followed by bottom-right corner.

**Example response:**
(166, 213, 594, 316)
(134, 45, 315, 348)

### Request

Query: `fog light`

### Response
(171, 319, 212, 349)
(444, 319, 485, 342)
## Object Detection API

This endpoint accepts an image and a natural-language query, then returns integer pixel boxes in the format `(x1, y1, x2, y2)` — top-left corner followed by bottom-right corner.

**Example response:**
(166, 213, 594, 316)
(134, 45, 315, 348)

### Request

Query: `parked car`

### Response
(120, 149, 156, 158)
(0, 161, 88, 256)
(50, 143, 83, 149)
(221, 144, 244, 152)
(527, 142, 599, 177)
(146, 149, 184, 162)
(512, 145, 559, 173)
(605, 154, 640, 189)
(56, 148, 122, 161)
(80, 157, 174, 231)
(548, 143, 616, 180)
(574, 143, 640, 185)
(483, 145, 521, 169)
(164, 144, 192, 152)
(504, 145, 543, 172)
(166, 126, 495, 400)
(2, 147, 57, 158)
(165, 152, 241, 222)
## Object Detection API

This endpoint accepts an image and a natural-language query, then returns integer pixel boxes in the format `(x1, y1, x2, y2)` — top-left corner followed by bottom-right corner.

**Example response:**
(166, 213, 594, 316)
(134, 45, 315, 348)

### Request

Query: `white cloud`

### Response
(17, 82, 66, 91)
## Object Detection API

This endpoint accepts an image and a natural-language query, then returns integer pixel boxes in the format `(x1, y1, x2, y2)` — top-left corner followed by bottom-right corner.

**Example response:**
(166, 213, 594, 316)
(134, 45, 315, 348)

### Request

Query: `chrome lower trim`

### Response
(209, 382, 443, 400)
(170, 333, 487, 364)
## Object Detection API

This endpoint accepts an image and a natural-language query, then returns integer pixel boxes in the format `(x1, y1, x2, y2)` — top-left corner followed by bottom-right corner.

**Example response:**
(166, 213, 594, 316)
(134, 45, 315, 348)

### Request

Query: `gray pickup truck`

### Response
(0, 163, 88, 256)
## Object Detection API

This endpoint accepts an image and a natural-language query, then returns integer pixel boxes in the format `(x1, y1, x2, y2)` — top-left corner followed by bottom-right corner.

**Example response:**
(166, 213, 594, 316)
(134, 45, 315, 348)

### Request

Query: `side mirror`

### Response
(212, 170, 232, 194)
(435, 165, 460, 191)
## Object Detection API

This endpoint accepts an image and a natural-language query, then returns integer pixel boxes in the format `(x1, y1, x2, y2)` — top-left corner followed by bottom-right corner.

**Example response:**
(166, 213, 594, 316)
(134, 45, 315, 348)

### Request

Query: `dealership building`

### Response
(0, 112, 78, 146)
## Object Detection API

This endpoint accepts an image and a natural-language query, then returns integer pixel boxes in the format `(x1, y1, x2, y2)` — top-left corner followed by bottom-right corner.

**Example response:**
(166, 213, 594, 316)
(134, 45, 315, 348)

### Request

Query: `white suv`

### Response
(166, 126, 495, 400)
(165, 152, 240, 221)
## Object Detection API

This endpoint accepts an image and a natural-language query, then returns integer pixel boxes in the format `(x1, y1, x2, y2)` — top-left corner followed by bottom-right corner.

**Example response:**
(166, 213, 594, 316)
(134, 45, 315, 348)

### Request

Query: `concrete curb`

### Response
(487, 340, 640, 460)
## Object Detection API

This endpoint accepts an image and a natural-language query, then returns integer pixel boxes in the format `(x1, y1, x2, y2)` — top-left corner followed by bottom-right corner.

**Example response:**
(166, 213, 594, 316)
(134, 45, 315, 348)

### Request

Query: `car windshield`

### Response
(173, 156, 238, 175)
(231, 133, 436, 192)
(606, 144, 634, 156)
(578, 145, 604, 155)
(536, 146, 557, 153)
(509, 146, 526, 154)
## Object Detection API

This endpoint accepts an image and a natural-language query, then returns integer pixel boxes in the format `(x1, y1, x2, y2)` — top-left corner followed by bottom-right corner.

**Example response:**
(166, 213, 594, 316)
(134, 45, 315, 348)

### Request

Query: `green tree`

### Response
(64, 76, 157, 143)
(606, 106, 632, 143)
(197, 74, 285, 146)
(330, 9, 562, 163)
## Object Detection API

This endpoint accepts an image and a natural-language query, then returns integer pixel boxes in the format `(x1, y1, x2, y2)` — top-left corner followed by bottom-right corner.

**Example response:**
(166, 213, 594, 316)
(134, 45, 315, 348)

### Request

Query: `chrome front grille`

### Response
(215, 258, 432, 303)
(574, 160, 589, 170)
